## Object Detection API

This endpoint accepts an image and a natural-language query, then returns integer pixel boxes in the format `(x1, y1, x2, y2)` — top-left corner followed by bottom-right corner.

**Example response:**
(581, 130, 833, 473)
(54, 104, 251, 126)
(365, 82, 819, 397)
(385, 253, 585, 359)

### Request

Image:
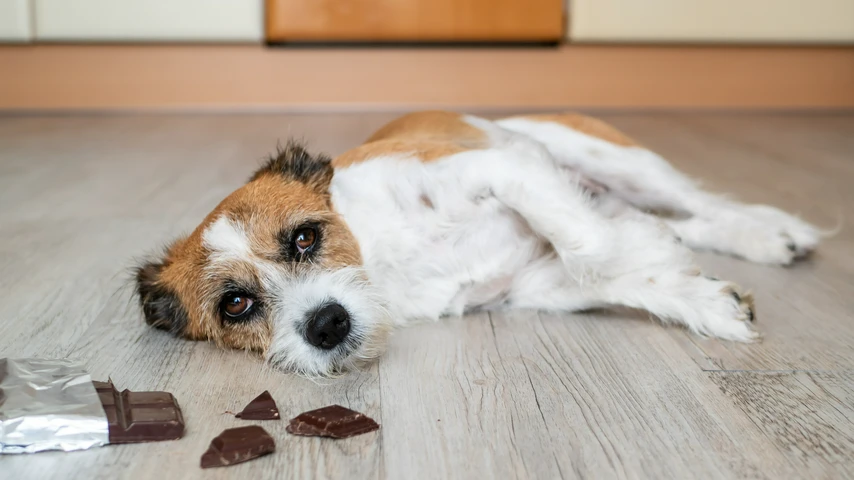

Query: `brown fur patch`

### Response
(509, 113, 639, 147)
(333, 139, 477, 168)
(335, 111, 490, 168)
(366, 110, 487, 146)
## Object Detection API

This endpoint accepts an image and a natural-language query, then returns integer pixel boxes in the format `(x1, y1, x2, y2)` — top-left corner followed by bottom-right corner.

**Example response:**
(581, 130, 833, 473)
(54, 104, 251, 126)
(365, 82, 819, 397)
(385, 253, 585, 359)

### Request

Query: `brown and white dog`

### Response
(136, 111, 819, 377)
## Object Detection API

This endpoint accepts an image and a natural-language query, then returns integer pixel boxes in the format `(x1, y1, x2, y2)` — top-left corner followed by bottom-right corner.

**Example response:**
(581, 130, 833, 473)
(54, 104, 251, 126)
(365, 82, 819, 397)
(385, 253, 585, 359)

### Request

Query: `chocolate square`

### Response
(200, 426, 275, 468)
(286, 405, 379, 439)
(92, 380, 184, 444)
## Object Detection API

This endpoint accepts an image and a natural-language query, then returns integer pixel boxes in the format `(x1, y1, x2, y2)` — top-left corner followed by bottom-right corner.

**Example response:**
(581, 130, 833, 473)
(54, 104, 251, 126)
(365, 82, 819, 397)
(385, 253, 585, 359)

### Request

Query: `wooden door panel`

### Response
(266, 0, 564, 42)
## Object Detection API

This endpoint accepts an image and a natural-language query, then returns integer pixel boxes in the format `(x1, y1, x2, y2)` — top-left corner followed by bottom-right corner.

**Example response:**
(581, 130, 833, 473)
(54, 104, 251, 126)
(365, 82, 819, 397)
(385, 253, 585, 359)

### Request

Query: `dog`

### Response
(135, 111, 820, 377)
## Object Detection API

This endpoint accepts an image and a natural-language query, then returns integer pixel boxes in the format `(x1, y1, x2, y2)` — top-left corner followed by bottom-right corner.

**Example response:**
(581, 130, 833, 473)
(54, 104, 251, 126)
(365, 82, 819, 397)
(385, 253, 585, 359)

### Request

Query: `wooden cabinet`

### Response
(0, 0, 31, 42)
(266, 0, 564, 42)
(570, 0, 854, 43)
(34, 0, 263, 41)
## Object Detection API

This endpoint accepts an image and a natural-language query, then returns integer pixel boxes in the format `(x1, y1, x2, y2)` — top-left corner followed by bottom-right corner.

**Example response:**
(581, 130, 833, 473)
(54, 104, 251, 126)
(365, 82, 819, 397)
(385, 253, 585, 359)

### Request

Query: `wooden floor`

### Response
(1, 112, 853, 479)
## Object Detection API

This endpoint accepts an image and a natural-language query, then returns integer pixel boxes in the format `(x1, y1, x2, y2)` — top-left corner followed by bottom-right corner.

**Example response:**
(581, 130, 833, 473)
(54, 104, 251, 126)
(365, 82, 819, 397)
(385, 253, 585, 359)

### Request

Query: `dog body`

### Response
(136, 111, 820, 376)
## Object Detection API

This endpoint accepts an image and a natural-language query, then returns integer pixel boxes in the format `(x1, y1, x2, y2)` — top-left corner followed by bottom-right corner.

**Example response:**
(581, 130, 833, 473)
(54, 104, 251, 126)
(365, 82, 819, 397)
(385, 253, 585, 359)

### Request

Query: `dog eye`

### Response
(221, 294, 254, 318)
(294, 227, 317, 253)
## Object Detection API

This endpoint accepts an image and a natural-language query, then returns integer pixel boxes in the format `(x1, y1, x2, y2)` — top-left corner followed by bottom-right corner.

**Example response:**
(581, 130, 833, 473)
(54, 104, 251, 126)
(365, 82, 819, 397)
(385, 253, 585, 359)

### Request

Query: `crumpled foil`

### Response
(0, 358, 109, 454)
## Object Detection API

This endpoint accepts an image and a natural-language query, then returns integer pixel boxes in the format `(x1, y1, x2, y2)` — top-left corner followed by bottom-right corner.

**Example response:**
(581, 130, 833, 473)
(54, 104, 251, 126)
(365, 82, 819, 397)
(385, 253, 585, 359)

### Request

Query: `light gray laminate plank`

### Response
(486, 309, 802, 479)
(709, 371, 854, 478)
(2, 112, 853, 479)
(378, 312, 567, 480)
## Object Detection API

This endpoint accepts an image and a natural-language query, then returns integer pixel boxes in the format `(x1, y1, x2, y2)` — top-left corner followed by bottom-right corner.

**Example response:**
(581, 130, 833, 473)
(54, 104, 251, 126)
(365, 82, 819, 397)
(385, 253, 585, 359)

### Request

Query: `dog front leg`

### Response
(504, 251, 758, 342)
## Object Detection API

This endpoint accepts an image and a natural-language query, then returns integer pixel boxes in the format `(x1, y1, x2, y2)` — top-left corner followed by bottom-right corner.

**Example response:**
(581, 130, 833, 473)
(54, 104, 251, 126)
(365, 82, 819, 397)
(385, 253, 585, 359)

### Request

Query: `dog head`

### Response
(135, 142, 391, 377)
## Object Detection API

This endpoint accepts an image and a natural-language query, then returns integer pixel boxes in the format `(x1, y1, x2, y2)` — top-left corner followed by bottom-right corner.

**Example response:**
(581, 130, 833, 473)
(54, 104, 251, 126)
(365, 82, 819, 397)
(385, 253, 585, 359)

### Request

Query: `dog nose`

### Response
(305, 303, 351, 349)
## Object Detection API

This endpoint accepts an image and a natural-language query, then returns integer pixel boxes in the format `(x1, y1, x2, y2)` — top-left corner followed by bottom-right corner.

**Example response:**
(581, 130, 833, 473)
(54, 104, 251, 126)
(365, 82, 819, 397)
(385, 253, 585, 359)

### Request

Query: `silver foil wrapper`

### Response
(0, 358, 109, 454)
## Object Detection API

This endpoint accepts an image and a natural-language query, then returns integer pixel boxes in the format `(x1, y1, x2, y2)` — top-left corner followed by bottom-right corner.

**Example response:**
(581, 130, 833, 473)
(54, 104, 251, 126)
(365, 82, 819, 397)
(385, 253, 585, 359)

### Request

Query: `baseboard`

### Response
(1, 45, 853, 111)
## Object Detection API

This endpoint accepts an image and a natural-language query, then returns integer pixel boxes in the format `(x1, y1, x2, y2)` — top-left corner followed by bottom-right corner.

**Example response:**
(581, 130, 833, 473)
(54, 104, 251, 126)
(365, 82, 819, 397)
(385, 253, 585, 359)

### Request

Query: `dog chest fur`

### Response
(330, 154, 549, 322)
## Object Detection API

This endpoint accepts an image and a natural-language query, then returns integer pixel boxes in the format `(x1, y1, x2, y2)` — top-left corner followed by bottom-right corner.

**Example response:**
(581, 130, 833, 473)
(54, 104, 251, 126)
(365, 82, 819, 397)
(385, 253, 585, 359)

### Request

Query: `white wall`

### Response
(34, 0, 263, 42)
(570, 0, 854, 43)
(0, 0, 32, 41)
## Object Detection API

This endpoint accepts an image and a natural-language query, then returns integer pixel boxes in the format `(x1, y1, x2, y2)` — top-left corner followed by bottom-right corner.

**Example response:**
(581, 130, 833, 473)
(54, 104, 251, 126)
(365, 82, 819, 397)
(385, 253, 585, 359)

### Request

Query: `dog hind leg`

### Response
(496, 114, 820, 265)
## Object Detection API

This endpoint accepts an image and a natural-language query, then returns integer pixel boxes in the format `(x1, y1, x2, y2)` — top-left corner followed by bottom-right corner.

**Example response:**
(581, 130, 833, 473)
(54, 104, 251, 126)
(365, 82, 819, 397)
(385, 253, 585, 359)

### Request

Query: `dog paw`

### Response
(720, 283, 756, 323)
(742, 205, 820, 260)
(710, 207, 818, 265)
(687, 279, 760, 342)
(736, 229, 801, 266)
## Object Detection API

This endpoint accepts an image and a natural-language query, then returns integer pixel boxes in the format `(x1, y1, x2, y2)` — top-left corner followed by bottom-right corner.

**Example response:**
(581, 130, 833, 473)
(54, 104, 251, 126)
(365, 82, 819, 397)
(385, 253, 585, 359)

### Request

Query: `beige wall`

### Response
(569, 0, 854, 43)
(34, 0, 263, 41)
(0, 0, 31, 41)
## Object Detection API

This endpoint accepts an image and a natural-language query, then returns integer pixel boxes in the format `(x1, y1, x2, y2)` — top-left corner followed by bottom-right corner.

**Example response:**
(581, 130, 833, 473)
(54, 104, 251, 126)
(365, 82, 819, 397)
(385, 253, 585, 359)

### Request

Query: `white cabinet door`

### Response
(569, 0, 854, 43)
(0, 0, 31, 42)
(35, 0, 263, 42)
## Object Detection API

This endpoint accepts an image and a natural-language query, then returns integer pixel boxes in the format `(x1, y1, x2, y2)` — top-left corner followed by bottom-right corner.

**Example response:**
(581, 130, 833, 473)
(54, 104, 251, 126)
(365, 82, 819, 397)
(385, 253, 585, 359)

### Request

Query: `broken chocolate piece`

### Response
(200, 426, 275, 468)
(286, 405, 379, 439)
(235, 391, 280, 420)
(92, 380, 184, 444)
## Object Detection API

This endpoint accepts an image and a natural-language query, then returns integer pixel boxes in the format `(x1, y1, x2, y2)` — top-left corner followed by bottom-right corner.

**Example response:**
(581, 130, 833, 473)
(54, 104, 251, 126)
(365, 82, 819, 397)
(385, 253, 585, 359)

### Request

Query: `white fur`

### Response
(264, 267, 391, 378)
(202, 215, 253, 264)
(328, 117, 767, 342)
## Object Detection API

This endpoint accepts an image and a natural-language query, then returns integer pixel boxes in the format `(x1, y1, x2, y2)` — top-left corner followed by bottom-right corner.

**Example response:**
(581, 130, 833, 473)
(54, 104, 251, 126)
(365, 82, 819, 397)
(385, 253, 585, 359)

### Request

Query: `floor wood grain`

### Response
(0, 112, 852, 479)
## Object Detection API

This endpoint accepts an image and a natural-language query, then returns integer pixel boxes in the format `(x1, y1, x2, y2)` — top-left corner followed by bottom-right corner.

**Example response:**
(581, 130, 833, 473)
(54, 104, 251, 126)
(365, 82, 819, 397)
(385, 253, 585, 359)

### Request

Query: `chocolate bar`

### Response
(200, 426, 275, 468)
(286, 405, 379, 439)
(235, 391, 280, 420)
(92, 380, 184, 444)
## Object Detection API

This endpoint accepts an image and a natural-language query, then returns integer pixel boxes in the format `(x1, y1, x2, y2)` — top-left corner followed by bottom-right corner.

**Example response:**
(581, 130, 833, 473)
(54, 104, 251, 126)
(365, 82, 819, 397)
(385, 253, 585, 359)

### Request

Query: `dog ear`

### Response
(135, 253, 188, 336)
(250, 140, 333, 192)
